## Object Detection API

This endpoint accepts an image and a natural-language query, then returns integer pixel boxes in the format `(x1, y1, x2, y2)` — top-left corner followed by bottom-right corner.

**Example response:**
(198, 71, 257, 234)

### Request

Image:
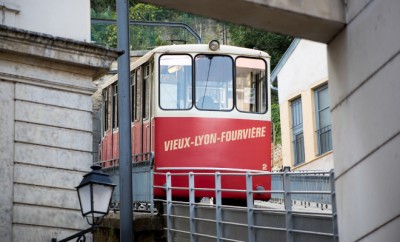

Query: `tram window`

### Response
(159, 55, 192, 110)
(112, 83, 118, 129)
(195, 55, 233, 111)
(236, 57, 267, 113)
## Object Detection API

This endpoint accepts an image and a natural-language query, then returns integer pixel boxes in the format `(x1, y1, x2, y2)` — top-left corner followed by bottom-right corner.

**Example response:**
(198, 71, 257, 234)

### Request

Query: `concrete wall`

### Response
(0, 27, 118, 242)
(328, 0, 400, 241)
(0, 0, 91, 41)
(277, 40, 333, 170)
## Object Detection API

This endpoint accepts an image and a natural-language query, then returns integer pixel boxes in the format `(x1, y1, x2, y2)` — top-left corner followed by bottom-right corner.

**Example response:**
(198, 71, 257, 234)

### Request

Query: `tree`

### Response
(229, 25, 292, 71)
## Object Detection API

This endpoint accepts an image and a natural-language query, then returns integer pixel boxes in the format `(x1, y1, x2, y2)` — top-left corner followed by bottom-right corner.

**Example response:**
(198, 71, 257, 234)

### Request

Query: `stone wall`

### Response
(0, 26, 118, 242)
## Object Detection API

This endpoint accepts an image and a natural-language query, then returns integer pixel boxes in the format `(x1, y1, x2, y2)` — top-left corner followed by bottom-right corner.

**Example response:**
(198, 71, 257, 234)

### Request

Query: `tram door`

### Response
(132, 64, 152, 155)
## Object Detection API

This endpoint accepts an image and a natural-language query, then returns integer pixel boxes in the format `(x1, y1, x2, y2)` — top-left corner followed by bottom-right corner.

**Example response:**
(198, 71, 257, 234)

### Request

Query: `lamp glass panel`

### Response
(92, 184, 113, 215)
(77, 185, 91, 215)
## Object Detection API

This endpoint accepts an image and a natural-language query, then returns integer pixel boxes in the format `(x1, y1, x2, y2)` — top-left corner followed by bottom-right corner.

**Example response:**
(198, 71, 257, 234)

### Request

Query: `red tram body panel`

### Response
(153, 117, 271, 199)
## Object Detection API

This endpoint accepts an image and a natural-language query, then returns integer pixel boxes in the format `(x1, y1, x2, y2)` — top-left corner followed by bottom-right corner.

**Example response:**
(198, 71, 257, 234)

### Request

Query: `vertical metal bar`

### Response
(330, 170, 339, 242)
(283, 170, 293, 242)
(116, 0, 133, 240)
(189, 172, 195, 242)
(246, 172, 254, 242)
(215, 172, 222, 241)
(150, 168, 154, 215)
(166, 173, 172, 242)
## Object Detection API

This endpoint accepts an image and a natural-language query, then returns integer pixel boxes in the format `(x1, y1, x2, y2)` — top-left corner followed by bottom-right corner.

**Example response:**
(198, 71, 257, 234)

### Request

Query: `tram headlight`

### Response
(208, 40, 220, 51)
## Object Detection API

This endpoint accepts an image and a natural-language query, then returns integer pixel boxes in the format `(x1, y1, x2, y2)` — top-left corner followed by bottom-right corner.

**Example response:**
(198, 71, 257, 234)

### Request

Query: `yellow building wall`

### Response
(280, 79, 332, 170)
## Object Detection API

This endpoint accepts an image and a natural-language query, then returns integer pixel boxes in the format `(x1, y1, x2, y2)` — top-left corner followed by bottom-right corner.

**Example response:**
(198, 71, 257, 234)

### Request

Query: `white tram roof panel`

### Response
(102, 44, 270, 89)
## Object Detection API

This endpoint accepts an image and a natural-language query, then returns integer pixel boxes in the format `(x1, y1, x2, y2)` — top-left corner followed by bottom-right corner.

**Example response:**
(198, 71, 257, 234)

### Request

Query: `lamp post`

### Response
(51, 165, 115, 242)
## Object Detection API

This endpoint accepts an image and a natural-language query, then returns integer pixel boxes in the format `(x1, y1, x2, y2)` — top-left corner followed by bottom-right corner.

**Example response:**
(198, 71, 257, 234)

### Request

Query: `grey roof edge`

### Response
(270, 38, 301, 84)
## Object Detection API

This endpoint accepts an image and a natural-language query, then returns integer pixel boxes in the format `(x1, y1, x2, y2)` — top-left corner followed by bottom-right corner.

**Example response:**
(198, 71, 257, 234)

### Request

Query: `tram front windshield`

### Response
(159, 54, 266, 113)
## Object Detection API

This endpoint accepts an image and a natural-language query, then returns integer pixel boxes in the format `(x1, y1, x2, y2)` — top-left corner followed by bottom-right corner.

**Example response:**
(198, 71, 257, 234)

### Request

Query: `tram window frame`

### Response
(130, 71, 136, 122)
(101, 88, 109, 135)
(135, 67, 142, 121)
(159, 54, 193, 110)
(235, 56, 268, 114)
(143, 64, 151, 120)
(112, 83, 118, 129)
(194, 54, 234, 111)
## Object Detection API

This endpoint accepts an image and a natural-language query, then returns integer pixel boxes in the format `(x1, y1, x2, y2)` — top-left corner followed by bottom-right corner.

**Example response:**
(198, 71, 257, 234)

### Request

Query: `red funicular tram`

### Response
(99, 40, 272, 203)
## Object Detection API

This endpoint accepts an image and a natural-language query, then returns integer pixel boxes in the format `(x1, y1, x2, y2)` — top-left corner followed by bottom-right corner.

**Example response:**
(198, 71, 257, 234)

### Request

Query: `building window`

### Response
(315, 84, 332, 155)
(291, 97, 305, 165)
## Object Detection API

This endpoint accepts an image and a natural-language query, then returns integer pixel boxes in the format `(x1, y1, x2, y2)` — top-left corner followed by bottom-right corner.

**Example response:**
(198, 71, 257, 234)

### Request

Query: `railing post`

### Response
(189, 172, 195, 242)
(246, 172, 255, 242)
(166, 172, 172, 242)
(330, 170, 339, 242)
(150, 168, 154, 215)
(283, 170, 293, 242)
(215, 172, 222, 241)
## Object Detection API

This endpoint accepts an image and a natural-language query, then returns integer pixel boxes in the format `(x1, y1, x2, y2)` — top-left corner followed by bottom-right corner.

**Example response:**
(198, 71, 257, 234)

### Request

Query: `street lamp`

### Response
(52, 165, 116, 242)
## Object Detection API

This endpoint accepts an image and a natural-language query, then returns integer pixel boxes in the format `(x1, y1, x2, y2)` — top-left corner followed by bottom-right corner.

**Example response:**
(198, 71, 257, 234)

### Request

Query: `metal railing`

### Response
(156, 170, 338, 242)
(271, 172, 331, 205)
(97, 152, 155, 213)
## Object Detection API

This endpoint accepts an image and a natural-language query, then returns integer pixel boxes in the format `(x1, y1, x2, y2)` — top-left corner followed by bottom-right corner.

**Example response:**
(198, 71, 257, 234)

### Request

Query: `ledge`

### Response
(0, 25, 121, 79)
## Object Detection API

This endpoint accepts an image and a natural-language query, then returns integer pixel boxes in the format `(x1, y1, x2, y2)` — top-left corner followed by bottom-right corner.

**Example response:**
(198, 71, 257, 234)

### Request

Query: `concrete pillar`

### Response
(328, 0, 400, 240)
(0, 81, 15, 242)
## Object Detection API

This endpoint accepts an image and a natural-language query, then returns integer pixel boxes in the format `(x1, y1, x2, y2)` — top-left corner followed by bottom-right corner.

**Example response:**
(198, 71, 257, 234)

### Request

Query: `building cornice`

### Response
(0, 25, 121, 79)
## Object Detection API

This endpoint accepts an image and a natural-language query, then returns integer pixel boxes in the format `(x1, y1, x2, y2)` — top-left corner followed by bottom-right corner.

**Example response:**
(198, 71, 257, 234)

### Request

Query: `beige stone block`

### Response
(13, 204, 88, 231)
(332, 52, 400, 176)
(15, 100, 92, 131)
(14, 184, 80, 210)
(335, 134, 400, 242)
(15, 143, 92, 171)
(0, 81, 14, 242)
(328, 0, 400, 108)
(0, 58, 95, 91)
(14, 164, 85, 190)
(15, 83, 92, 111)
(13, 225, 92, 242)
(15, 122, 92, 152)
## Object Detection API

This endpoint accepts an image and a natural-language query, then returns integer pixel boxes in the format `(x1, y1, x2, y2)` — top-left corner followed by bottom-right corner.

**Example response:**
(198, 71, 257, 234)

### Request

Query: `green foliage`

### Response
(229, 25, 293, 71)
(271, 102, 281, 144)
(91, 1, 230, 49)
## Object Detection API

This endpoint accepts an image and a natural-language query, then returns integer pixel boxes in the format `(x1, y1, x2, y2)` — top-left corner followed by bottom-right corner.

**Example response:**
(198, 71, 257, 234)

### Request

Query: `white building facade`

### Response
(275, 39, 333, 171)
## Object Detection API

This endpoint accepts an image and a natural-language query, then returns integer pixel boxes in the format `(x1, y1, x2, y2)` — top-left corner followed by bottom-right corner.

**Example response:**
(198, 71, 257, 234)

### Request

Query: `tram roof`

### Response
(102, 44, 270, 88)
